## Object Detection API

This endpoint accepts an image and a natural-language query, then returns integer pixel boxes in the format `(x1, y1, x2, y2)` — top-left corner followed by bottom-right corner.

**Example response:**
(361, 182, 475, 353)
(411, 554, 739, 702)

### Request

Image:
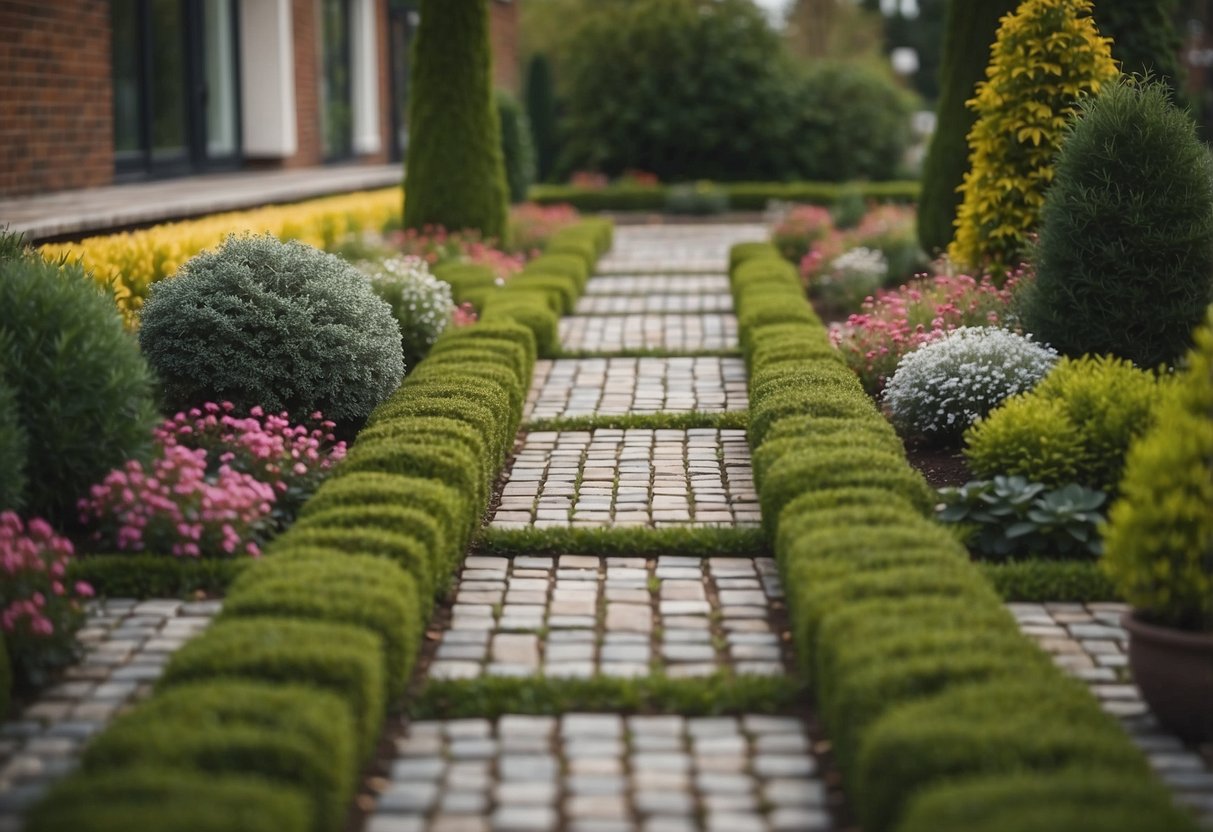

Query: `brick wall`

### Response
(286, 0, 323, 167)
(0, 0, 113, 197)
(490, 0, 520, 93)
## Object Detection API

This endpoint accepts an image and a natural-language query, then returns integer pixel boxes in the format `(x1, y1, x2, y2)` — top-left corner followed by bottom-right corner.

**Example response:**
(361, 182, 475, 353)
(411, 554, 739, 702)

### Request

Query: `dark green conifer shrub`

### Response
(497, 90, 536, 203)
(917, 0, 1017, 255)
(139, 234, 404, 426)
(0, 374, 27, 512)
(404, 0, 509, 239)
(525, 54, 559, 183)
(1094, 0, 1183, 91)
(1022, 78, 1213, 367)
(0, 244, 157, 521)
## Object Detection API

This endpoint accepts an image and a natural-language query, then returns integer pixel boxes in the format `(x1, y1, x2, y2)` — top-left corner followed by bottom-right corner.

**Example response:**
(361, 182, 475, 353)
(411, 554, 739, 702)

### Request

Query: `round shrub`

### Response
(1102, 311, 1213, 632)
(883, 327, 1058, 443)
(139, 235, 404, 426)
(965, 355, 1165, 491)
(359, 255, 454, 370)
(786, 61, 916, 183)
(497, 89, 536, 204)
(1022, 77, 1213, 367)
(0, 249, 158, 522)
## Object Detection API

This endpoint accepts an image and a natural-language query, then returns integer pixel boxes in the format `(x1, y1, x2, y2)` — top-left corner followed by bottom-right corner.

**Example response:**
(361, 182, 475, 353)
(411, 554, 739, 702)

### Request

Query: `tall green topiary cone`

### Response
(1094, 0, 1184, 92)
(497, 90, 536, 204)
(917, 0, 1017, 256)
(404, 0, 508, 240)
(525, 54, 559, 184)
(1023, 77, 1213, 367)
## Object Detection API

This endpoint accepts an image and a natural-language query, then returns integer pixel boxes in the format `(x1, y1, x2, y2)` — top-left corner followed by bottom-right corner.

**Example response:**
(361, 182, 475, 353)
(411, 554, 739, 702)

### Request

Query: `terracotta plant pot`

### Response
(1122, 611, 1213, 744)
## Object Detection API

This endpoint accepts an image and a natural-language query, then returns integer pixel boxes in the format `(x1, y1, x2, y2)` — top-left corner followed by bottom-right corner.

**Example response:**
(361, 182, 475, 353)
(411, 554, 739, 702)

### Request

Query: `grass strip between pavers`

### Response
(476, 525, 769, 557)
(410, 673, 803, 720)
(524, 411, 748, 432)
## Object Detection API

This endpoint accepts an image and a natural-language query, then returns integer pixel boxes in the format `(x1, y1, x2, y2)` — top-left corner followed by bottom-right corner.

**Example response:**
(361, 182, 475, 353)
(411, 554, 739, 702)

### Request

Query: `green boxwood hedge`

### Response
(731, 242, 1184, 832)
(529, 181, 920, 212)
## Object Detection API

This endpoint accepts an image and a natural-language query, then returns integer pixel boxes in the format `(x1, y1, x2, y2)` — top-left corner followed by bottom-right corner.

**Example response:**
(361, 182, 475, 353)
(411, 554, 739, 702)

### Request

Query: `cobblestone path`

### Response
(0, 599, 221, 829)
(364, 224, 841, 832)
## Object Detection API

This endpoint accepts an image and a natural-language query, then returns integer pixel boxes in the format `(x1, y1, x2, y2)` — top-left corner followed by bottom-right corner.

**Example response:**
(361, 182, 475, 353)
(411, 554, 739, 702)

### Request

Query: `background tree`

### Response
(524, 54, 559, 183)
(917, 0, 1018, 257)
(1095, 0, 1184, 92)
(403, 0, 508, 239)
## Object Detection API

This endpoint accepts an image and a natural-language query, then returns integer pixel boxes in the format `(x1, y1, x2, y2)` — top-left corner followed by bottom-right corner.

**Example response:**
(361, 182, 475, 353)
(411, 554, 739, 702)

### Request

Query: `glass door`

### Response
(320, 0, 354, 160)
(388, 0, 419, 161)
(111, 0, 241, 178)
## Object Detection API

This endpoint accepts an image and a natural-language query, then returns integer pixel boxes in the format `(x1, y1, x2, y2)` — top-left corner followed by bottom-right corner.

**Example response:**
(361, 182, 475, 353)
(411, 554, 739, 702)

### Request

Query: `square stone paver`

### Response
(367, 713, 832, 832)
(585, 275, 732, 296)
(490, 430, 759, 529)
(559, 315, 739, 354)
(593, 225, 768, 275)
(575, 294, 735, 315)
(428, 556, 789, 682)
(525, 358, 748, 421)
(1012, 602, 1213, 825)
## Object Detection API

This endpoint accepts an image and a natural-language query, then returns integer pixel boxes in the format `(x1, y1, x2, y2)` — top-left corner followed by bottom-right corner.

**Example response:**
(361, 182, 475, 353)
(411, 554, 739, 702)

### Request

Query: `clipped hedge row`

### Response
(729, 244, 1196, 832)
(29, 220, 611, 832)
(530, 181, 919, 212)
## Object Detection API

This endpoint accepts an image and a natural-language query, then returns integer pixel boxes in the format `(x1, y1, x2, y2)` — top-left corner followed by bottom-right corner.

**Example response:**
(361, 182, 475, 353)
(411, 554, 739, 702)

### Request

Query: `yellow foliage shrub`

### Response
(948, 0, 1118, 275)
(39, 187, 402, 324)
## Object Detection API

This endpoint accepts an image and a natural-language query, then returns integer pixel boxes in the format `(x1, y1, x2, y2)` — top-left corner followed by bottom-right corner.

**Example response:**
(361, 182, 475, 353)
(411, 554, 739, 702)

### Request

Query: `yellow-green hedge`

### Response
(40, 187, 403, 324)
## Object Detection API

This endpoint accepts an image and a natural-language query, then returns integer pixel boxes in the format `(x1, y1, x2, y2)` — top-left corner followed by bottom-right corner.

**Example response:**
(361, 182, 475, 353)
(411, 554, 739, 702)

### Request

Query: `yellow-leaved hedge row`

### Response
(39, 187, 403, 324)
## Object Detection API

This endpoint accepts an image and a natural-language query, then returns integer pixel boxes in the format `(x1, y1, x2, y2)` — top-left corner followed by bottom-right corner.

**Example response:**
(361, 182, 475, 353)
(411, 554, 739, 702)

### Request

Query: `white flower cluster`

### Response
(359, 255, 454, 367)
(883, 326, 1058, 440)
(815, 246, 889, 309)
(829, 246, 888, 282)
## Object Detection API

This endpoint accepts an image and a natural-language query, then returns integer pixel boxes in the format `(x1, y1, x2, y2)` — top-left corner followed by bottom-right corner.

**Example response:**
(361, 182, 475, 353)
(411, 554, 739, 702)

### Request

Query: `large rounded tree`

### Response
(917, 0, 1017, 257)
(404, 0, 508, 240)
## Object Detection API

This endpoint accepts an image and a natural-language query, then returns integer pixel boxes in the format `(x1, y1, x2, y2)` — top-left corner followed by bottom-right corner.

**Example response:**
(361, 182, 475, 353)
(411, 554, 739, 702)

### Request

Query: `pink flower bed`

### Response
(830, 270, 1023, 394)
(78, 403, 346, 559)
(1, 512, 93, 685)
(508, 203, 580, 253)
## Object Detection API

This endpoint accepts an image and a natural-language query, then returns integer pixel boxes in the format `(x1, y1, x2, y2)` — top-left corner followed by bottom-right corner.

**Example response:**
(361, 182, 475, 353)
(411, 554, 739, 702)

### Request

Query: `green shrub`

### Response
(779, 517, 964, 575)
(432, 262, 499, 304)
(964, 355, 1164, 491)
(729, 242, 782, 273)
(522, 253, 589, 289)
(159, 618, 385, 759)
(338, 440, 487, 522)
(1094, 0, 1183, 91)
(664, 182, 730, 215)
(359, 411, 493, 477)
(268, 524, 434, 602)
(80, 682, 355, 832)
(541, 237, 598, 274)
(0, 375, 27, 511)
(497, 89, 536, 204)
(290, 504, 445, 575)
(0, 637, 9, 718)
(787, 62, 916, 183)
(300, 471, 470, 553)
(748, 359, 859, 404)
(525, 54, 559, 182)
(1022, 78, 1213, 367)
(899, 770, 1201, 832)
(0, 248, 157, 521)
(948, 0, 1118, 274)
(981, 559, 1118, 602)
(423, 343, 530, 388)
(368, 393, 504, 467)
(139, 235, 404, 426)
(855, 678, 1148, 832)
(760, 446, 935, 534)
(1102, 310, 1213, 632)
(224, 555, 421, 700)
(67, 555, 246, 599)
(26, 769, 311, 832)
(749, 386, 876, 448)
(559, 0, 797, 181)
(435, 320, 537, 369)
(481, 294, 560, 357)
(752, 428, 906, 488)
(403, 0, 508, 238)
(505, 274, 578, 314)
(917, 0, 1018, 255)
(360, 255, 453, 370)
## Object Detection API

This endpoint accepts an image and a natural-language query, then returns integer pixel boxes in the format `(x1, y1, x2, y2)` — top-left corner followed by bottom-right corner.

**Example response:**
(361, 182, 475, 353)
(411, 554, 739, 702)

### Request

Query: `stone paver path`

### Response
(491, 430, 759, 529)
(593, 225, 767, 275)
(0, 599, 220, 826)
(559, 314, 738, 354)
(428, 555, 788, 682)
(368, 714, 830, 832)
(585, 275, 731, 296)
(1013, 603, 1213, 823)
(525, 358, 748, 421)
(574, 294, 735, 315)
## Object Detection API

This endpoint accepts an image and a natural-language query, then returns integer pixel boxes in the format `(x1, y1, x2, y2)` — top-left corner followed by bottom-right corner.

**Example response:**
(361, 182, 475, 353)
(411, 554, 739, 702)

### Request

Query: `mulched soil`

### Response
(901, 440, 972, 490)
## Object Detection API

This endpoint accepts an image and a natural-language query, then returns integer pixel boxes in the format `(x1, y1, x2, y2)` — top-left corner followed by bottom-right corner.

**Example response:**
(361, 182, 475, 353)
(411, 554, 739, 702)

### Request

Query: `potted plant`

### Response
(1101, 310, 1213, 744)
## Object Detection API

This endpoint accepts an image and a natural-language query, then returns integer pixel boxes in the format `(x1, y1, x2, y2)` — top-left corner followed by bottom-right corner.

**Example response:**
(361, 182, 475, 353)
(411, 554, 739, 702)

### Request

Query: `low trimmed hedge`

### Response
(29, 218, 611, 832)
(26, 769, 312, 832)
(529, 180, 920, 212)
(730, 243, 1192, 832)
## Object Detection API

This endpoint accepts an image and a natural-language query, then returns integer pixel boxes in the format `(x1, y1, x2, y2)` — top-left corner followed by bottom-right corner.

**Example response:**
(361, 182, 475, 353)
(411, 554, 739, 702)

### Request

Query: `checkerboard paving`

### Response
(427, 555, 789, 682)
(491, 430, 760, 529)
(524, 358, 748, 421)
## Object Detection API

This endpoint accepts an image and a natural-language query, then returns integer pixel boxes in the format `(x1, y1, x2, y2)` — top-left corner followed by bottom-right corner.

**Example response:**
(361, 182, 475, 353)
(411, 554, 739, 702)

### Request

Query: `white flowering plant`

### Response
(811, 246, 888, 313)
(359, 256, 455, 370)
(883, 326, 1058, 442)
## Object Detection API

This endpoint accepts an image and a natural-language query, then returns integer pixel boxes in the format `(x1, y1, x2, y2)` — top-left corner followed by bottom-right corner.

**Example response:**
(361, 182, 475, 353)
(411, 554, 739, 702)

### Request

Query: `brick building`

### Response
(0, 0, 519, 198)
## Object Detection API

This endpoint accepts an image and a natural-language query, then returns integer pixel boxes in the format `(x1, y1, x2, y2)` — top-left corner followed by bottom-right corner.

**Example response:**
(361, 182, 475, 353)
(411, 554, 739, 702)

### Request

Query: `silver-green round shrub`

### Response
(139, 235, 404, 425)
(884, 327, 1058, 442)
